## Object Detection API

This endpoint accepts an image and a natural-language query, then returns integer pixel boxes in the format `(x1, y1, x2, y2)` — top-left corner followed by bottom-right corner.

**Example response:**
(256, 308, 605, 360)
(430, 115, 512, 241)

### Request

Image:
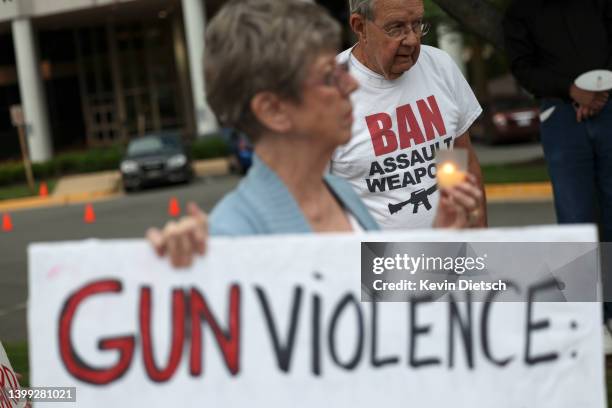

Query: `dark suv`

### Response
(120, 133, 194, 192)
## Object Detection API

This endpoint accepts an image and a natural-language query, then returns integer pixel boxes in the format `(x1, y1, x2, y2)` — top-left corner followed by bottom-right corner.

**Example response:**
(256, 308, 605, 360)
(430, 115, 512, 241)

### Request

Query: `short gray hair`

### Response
(205, 0, 342, 139)
(349, 0, 376, 19)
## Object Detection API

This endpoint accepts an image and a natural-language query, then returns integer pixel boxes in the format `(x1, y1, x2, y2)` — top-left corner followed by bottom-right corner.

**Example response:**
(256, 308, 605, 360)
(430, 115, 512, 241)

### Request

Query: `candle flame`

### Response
(441, 162, 457, 174)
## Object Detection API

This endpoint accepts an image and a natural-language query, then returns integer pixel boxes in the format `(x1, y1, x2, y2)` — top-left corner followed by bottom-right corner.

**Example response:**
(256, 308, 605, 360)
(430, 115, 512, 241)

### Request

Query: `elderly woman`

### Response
(148, 0, 483, 267)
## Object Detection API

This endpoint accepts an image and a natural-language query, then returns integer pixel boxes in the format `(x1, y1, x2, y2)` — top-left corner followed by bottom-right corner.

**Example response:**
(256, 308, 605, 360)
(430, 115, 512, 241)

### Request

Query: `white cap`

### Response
(575, 69, 612, 92)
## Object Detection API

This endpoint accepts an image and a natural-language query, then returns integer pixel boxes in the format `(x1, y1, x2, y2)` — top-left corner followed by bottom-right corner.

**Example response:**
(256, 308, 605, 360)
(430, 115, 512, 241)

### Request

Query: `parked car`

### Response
(120, 133, 194, 192)
(471, 96, 540, 144)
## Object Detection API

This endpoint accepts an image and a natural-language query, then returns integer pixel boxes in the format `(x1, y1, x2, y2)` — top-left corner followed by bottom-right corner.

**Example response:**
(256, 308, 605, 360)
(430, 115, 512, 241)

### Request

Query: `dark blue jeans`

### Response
(540, 99, 612, 320)
(540, 98, 612, 241)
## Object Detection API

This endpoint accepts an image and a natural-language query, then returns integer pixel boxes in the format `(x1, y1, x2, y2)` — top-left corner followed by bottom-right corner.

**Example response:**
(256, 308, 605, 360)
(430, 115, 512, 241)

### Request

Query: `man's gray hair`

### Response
(349, 0, 376, 19)
(205, 0, 341, 138)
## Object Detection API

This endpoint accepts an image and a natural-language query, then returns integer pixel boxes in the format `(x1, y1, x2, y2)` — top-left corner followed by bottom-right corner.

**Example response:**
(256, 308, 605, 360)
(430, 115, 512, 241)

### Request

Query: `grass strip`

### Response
(0, 180, 56, 201)
(481, 160, 550, 184)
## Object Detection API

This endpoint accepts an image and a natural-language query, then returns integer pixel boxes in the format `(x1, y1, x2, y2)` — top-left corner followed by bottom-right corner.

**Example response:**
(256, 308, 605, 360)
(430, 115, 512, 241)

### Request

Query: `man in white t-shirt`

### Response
(331, 0, 486, 230)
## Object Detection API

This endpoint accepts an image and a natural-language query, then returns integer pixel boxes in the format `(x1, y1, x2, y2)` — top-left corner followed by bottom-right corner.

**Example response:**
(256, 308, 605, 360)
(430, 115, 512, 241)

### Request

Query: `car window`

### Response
(127, 136, 183, 156)
(161, 135, 181, 149)
(127, 138, 164, 156)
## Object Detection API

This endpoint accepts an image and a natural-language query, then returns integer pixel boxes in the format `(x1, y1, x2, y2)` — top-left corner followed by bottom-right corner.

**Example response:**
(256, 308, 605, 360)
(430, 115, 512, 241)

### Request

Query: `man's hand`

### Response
(146, 202, 208, 268)
(570, 84, 609, 122)
(433, 174, 484, 229)
(454, 132, 487, 227)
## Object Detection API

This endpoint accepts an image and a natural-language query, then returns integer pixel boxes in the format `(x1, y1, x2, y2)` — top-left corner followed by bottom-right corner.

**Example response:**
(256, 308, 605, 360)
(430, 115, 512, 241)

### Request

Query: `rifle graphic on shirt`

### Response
(388, 184, 438, 215)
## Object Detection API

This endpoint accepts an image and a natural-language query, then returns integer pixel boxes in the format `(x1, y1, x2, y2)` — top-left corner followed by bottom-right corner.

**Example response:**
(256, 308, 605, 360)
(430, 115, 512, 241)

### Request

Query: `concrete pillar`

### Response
(181, 0, 218, 137)
(12, 18, 53, 162)
(436, 22, 467, 78)
(172, 13, 196, 138)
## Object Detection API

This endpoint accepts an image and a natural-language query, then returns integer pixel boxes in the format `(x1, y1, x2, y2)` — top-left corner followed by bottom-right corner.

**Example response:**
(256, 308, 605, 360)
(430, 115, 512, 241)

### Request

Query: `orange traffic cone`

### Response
(39, 182, 48, 197)
(168, 197, 181, 217)
(84, 204, 96, 224)
(2, 213, 13, 232)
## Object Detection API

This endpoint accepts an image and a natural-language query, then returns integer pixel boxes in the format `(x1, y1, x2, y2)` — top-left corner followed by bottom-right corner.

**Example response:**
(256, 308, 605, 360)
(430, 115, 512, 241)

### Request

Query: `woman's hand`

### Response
(146, 202, 209, 268)
(433, 174, 483, 229)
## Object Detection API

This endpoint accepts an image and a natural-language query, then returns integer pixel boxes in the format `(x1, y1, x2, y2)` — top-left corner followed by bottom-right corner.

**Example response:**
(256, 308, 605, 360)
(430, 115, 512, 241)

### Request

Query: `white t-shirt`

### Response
(331, 45, 482, 230)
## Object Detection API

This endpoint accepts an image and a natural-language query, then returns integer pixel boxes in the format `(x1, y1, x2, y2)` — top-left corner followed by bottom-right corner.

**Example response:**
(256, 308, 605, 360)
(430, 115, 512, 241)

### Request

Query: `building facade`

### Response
(0, 0, 350, 162)
(0, 0, 226, 162)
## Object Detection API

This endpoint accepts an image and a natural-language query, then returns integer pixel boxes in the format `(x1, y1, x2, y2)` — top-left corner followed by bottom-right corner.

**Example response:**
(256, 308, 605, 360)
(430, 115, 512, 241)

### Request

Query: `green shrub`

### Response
(0, 138, 229, 187)
(0, 162, 26, 185)
(191, 136, 230, 160)
(0, 146, 123, 187)
(32, 160, 60, 179)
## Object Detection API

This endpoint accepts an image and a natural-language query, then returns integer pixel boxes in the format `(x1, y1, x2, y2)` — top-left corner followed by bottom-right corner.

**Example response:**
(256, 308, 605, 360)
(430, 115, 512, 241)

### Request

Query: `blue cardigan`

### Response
(210, 156, 379, 235)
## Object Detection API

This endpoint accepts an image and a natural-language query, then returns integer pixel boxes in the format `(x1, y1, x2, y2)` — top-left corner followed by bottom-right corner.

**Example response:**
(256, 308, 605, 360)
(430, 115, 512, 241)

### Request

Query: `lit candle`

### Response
(437, 161, 465, 188)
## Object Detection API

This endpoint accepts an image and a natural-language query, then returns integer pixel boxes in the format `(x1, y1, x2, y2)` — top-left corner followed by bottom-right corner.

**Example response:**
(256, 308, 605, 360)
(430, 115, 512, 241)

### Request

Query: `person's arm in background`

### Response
(503, 1, 574, 99)
(575, 0, 612, 119)
(504, 0, 607, 121)
(454, 131, 487, 227)
(571, 0, 610, 121)
(606, 0, 612, 70)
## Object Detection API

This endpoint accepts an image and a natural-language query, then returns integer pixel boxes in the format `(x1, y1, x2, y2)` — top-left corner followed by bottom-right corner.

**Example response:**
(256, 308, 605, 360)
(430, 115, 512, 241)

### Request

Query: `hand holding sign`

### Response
(146, 201, 208, 268)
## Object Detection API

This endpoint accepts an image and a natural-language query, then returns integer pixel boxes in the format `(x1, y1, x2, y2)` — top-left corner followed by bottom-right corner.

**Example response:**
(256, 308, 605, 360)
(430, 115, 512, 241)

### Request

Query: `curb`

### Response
(0, 190, 122, 212)
(0, 180, 553, 213)
(194, 158, 231, 177)
(0, 158, 232, 213)
(485, 182, 552, 203)
(0, 150, 553, 213)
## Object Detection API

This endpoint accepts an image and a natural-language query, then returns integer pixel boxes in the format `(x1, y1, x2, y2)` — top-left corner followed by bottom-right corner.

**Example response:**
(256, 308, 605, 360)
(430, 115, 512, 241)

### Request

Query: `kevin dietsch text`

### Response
(372, 279, 507, 292)
(370, 254, 507, 293)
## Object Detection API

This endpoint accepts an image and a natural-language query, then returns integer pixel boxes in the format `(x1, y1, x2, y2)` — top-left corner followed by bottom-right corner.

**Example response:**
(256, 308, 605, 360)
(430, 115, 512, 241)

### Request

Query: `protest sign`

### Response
(0, 342, 26, 408)
(28, 225, 605, 407)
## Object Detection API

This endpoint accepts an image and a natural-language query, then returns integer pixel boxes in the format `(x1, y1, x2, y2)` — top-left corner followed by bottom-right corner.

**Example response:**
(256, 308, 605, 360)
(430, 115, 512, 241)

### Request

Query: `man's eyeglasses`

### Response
(370, 20, 431, 39)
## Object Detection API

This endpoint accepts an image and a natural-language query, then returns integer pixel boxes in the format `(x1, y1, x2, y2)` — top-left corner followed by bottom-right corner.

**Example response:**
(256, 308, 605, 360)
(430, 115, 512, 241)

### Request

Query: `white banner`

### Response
(28, 226, 605, 407)
(0, 342, 26, 408)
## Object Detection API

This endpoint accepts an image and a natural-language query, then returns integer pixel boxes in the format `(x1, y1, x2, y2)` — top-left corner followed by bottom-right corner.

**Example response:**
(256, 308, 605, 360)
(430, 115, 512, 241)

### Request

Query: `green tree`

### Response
(428, 0, 510, 51)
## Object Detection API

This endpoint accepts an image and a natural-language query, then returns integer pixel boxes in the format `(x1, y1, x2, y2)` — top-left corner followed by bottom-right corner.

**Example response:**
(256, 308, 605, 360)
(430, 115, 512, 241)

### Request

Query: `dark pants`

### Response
(540, 98, 612, 319)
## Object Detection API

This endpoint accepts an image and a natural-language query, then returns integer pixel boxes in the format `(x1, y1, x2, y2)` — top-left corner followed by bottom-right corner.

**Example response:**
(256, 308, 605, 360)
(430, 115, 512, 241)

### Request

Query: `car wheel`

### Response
(124, 183, 139, 193)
